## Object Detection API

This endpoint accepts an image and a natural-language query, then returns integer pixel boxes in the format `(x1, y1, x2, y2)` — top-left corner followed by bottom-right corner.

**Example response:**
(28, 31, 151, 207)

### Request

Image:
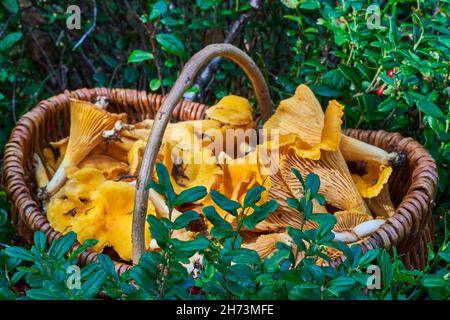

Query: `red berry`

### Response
(387, 69, 394, 78)
(376, 87, 384, 95)
(189, 286, 201, 295)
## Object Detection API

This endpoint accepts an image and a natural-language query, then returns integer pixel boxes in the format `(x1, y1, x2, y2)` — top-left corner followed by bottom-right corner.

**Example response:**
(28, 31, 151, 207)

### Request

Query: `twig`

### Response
(138, 15, 165, 95)
(11, 41, 25, 124)
(0, 14, 14, 39)
(72, 0, 97, 51)
(183, 0, 262, 102)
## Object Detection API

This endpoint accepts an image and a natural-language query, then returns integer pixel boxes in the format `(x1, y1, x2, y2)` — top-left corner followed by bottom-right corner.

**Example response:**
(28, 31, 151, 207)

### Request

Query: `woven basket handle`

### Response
(132, 43, 273, 263)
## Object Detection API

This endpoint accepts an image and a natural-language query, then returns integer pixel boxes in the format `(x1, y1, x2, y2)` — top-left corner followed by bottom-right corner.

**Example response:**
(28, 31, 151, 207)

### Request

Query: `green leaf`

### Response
(243, 200, 278, 229)
(196, 0, 215, 10)
(172, 236, 210, 252)
(338, 64, 362, 90)
(155, 163, 176, 203)
(378, 96, 396, 112)
(3, 0, 19, 13)
(173, 210, 200, 230)
(69, 239, 98, 259)
(33, 231, 46, 252)
(287, 227, 307, 251)
(302, 259, 324, 284)
(147, 215, 171, 248)
(98, 254, 119, 284)
(305, 173, 320, 195)
(150, 0, 168, 20)
(202, 206, 232, 230)
(0, 32, 22, 51)
(286, 197, 301, 209)
(210, 189, 240, 215)
(388, 15, 398, 46)
(26, 289, 68, 300)
(280, 0, 299, 9)
(416, 100, 445, 120)
(358, 249, 380, 267)
(243, 185, 266, 207)
(210, 227, 236, 239)
(422, 276, 447, 288)
(310, 84, 345, 97)
(299, 0, 320, 10)
(149, 78, 161, 91)
(225, 264, 256, 284)
(378, 250, 394, 289)
(328, 276, 356, 295)
(81, 271, 108, 298)
(173, 186, 207, 207)
(156, 33, 185, 56)
(0, 287, 16, 300)
(5, 246, 36, 261)
(309, 213, 336, 239)
(224, 248, 260, 264)
(48, 231, 77, 258)
(127, 50, 154, 63)
(291, 168, 305, 188)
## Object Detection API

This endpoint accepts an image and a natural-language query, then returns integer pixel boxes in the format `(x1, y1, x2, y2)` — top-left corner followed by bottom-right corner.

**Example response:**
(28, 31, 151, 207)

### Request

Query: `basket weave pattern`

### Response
(2, 88, 438, 274)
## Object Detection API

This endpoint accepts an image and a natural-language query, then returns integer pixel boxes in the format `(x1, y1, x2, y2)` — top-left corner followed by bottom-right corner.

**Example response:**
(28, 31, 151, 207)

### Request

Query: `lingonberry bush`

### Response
(0, 1, 448, 300)
(0, 166, 448, 300)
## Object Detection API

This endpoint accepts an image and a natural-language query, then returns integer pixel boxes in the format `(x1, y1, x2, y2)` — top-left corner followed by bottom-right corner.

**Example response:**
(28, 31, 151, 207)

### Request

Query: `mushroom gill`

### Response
(44, 99, 126, 197)
(281, 149, 371, 217)
(364, 183, 396, 218)
(242, 232, 294, 260)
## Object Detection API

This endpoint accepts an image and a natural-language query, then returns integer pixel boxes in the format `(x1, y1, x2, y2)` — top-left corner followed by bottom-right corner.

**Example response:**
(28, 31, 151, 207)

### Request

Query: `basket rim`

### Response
(2, 87, 438, 273)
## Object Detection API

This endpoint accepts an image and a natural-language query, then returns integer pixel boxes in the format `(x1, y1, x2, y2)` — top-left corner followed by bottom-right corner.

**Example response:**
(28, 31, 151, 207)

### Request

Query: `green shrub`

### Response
(0, 164, 448, 300)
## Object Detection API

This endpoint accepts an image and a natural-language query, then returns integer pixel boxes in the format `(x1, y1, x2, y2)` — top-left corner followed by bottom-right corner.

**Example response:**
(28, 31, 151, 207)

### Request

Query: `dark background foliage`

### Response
(0, 0, 448, 299)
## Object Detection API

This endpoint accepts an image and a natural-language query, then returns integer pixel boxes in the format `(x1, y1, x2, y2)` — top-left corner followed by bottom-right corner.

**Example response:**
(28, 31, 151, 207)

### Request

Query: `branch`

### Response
(137, 15, 166, 95)
(183, 0, 262, 102)
(72, 0, 97, 51)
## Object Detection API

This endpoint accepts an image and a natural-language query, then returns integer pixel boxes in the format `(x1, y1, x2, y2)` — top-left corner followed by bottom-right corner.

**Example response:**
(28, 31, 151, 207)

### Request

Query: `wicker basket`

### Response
(2, 44, 438, 274)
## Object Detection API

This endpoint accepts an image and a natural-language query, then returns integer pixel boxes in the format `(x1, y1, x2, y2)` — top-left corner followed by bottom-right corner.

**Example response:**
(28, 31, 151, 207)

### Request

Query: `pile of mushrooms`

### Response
(34, 85, 404, 263)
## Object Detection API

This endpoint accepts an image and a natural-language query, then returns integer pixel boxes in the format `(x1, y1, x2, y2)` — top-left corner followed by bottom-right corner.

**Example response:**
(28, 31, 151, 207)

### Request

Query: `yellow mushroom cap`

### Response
(127, 140, 146, 176)
(159, 140, 223, 194)
(264, 84, 324, 144)
(78, 154, 129, 180)
(263, 85, 344, 160)
(352, 163, 393, 198)
(47, 167, 154, 261)
(205, 95, 253, 126)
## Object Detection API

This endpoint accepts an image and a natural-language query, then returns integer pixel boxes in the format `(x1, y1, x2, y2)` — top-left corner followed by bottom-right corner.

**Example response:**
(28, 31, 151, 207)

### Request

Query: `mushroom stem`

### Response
(148, 189, 182, 220)
(333, 218, 386, 243)
(332, 231, 359, 243)
(132, 43, 273, 264)
(33, 153, 49, 188)
(340, 135, 405, 166)
(44, 158, 74, 196)
(353, 219, 385, 238)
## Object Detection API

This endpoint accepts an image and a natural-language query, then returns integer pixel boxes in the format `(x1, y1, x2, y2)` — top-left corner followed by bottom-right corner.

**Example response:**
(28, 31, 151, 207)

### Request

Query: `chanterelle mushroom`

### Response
(42, 99, 126, 198)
